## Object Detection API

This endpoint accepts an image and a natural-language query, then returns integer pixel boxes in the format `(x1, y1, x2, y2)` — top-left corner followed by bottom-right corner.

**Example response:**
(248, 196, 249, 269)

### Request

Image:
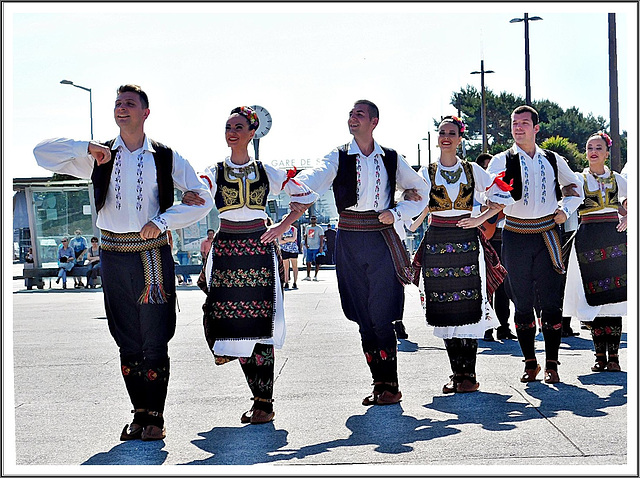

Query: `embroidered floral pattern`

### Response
(114, 149, 122, 210)
(585, 274, 627, 294)
(135, 151, 144, 211)
(209, 300, 272, 320)
(424, 241, 478, 254)
(520, 156, 529, 206)
(214, 238, 270, 257)
(538, 155, 547, 204)
(424, 264, 478, 278)
(429, 289, 480, 302)
(211, 267, 272, 288)
(578, 243, 627, 263)
(373, 156, 381, 209)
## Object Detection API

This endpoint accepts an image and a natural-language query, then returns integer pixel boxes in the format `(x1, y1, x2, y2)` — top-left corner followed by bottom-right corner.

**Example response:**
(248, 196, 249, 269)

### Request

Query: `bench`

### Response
(19, 264, 203, 290)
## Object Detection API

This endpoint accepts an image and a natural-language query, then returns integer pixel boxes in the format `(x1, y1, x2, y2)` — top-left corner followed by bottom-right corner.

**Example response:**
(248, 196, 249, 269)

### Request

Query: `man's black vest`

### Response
(333, 144, 398, 214)
(91, 139, 174, 213)
(504, 148, 562, 201)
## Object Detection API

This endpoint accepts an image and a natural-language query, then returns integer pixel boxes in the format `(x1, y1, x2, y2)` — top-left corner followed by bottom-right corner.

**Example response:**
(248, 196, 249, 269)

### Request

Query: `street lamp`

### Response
(470, 60, 495, 153)
(60, 79, 93, 140)
(510, 13, 542, 106)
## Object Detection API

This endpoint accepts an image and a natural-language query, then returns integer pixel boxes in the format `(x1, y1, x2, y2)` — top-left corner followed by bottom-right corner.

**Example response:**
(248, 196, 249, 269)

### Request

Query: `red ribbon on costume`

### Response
(281, 167, 302, 188)
(200, 174, 213, 190)
(486, 171, 514, 192)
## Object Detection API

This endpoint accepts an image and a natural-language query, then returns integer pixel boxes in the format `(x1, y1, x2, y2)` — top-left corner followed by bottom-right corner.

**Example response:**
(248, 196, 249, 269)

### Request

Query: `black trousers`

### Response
(502, 229, 563, 363)
(101, 244, 176, 414)
(335, 229, 403, 384)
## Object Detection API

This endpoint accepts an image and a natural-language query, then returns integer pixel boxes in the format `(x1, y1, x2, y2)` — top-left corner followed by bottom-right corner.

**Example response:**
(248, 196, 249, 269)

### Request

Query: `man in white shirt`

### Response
(486, 105, 583, 385)
(296, 100, 429, 406)
(33, 84, 213, 441)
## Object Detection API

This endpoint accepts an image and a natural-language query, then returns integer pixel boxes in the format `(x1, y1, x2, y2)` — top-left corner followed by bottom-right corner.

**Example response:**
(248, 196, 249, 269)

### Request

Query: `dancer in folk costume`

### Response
(562, 132, 627, 372)
(184, 106, 317, 424)
(486, 105, 584, 384)
(412, 116, 507, 394)
(296, 100, 429, 406)
(34, 84, 214, 441)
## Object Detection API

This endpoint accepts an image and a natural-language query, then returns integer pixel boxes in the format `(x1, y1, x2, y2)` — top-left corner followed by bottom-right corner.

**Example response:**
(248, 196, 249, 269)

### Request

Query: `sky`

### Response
(3, 1, 637, 183)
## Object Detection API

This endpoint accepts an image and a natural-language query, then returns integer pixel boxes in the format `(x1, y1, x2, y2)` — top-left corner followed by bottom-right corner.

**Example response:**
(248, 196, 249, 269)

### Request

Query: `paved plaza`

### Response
(5, 264, 636, 475)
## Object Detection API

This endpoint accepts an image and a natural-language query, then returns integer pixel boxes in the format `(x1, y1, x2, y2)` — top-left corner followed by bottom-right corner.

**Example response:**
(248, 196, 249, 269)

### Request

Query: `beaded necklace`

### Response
(439, 167, 463, 184)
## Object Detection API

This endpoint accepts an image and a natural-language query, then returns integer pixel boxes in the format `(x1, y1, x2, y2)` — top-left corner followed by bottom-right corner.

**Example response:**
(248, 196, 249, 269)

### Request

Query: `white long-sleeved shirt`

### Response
(486, 144, 584, 219)
(296, 139, 429, 225)
(33, 136, 213, 233)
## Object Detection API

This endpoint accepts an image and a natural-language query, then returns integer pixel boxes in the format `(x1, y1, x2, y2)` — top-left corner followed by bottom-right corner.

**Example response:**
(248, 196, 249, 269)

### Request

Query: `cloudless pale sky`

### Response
(4, 1, 637, 182)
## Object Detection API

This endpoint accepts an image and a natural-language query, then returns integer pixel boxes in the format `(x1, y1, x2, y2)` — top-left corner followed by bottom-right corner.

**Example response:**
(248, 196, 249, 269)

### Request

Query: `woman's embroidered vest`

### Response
(214, 161, 270, 213)
(428, 161, 475, 211)
(578, 171, 621, 215)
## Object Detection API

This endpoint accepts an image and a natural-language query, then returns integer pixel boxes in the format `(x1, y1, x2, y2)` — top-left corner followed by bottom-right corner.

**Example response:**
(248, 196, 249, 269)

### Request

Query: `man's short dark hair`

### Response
(512, 105, 539, 125)
(354, 99, 379, 120)
(207, 229, 215, 234)
(476, 152, 493, 165)
(117, 84, 149, 109)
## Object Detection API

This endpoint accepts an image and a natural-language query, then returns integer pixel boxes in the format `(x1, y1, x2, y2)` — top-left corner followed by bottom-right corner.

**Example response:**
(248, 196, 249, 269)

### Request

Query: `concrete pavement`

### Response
(5, 264, 635, 475)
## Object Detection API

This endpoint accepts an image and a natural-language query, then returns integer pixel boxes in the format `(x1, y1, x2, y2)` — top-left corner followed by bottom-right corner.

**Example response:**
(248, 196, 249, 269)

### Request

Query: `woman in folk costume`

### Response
(190, 106, 317, 424)
(562, 132, 627, 372)
(411, 116, 507, 394)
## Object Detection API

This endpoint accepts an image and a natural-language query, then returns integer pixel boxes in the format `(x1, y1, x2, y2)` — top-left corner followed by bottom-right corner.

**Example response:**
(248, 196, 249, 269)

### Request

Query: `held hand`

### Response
(261, 223, 288, 244)
(617, 215, 627, 232)
(289, 202, 310, 213)
(457, 217, 483, 229)
(562, 183, 580, 197)
(403, 188, 422, 202)
(486, 200, 506, 211)
(378, 210, 395, 225)
(88, 142, 112, 165)
(139, 221, 161, 240)
(182, 191, 206, 206)
(554, 209, 568, 224)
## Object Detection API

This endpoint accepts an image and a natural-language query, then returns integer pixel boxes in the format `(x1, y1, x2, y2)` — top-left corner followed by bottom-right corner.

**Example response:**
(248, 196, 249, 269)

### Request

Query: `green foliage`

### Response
(540, 136, 586, 172)
(442, 86, 625, 165)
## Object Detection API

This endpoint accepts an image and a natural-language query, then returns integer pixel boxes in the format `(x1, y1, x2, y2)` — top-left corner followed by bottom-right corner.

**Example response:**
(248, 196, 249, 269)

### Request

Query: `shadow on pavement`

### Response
(184, 404, 460, 465)
(83, 440, 168, 465)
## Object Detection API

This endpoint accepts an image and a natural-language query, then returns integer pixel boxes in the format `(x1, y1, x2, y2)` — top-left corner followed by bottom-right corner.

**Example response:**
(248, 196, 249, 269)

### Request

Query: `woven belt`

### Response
(337, 210, 413, 285)
(99, 229, 170, 304)
(580, 212, 620, 224)
(219, 218, 267, 234)
(504, 214, 564, 274)
(100, 230, 169, 252)
(430, 214, 471, 228)
(337, 210, 392, 232)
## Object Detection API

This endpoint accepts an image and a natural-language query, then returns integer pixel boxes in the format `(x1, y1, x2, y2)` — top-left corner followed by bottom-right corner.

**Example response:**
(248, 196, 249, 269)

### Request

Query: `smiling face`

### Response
(511, 111, 539, 149)
(225, 113, 255, 149)
(348, 103, 378, 138)
(114, 91, 149, 133)
(586, 136, 609, 172)
(437, 122, 462, 152)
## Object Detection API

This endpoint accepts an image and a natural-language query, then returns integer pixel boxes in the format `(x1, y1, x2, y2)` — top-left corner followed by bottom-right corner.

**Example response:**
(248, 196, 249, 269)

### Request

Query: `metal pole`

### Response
(480, 60, 487, 152)
(89, 88, 93, 140)
(524, 13, 531, 105)
(608, 13, 621, 172)
(253, 138, 260, 160)
(417, 143, 421, 167)
(428, 132, 431, 165)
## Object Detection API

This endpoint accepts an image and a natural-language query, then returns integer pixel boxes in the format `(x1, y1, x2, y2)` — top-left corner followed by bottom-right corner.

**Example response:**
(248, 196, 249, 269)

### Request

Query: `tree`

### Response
(540, 136, 586, 172)
(442, 86, 624, 164)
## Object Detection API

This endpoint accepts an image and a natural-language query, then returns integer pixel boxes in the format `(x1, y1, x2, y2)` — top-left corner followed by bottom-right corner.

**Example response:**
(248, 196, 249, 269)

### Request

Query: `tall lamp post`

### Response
(509, 13, 542, 106)
(471, 60, 495, 153)
(60, 80, 93, 140)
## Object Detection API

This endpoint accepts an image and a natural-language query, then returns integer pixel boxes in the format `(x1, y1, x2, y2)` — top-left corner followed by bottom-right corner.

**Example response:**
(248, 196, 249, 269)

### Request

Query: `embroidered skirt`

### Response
(420, 216, 483, 327)
(563, 212, 626, 320)
(203, 219, 277, 348)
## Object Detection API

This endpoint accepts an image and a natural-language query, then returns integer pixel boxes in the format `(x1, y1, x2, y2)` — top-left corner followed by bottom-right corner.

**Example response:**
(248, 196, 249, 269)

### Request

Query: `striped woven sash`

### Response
(338, 210, 413, 285)
(504, 214, 565, 274)
(100, 230, 170, 304)
(219, 218, 267, 234)
(580, 211, 620, 224)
